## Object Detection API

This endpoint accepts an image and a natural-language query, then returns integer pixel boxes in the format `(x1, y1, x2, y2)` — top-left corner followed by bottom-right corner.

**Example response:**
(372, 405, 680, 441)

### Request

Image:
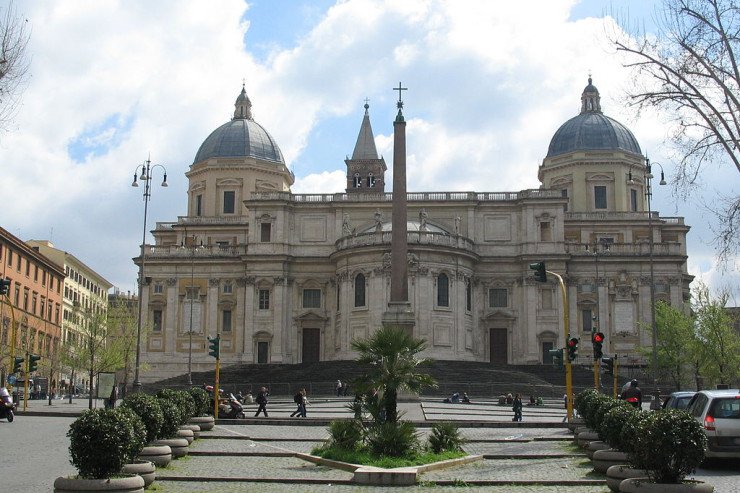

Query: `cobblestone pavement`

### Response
(154, 483, 611, 492)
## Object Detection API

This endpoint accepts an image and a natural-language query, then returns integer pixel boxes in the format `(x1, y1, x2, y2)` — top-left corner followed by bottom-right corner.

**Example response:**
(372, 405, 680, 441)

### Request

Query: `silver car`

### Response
(686, 389, 740, 458)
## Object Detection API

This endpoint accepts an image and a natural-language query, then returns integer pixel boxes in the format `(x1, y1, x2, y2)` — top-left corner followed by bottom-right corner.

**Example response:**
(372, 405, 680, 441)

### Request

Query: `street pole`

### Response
(548, 270, 573, 423)
(131, 158, 167, 392)
(646, 161, 660, 410)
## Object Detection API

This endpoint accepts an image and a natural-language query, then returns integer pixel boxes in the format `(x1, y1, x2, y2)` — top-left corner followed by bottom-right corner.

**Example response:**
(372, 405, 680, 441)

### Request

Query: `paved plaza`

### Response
(1, 396, 738, 492)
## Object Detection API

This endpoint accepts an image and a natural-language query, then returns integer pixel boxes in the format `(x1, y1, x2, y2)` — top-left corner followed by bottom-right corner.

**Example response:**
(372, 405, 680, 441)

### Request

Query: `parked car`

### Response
(663, 391, 696, 410)
(686, 389, 740, 458)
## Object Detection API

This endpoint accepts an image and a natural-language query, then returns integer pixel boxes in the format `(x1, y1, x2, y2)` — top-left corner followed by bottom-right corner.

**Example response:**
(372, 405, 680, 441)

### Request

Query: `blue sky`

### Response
(0, 0, 736, 304)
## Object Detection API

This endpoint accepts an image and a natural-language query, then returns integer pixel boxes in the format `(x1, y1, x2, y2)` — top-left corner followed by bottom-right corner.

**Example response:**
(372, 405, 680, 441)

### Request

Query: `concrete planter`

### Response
(620, 478, 714, 493)
(138, 445, 172, 468)
(188, 416, 214, 431)
(577, 430, 600, 448)
(121, 460, 156, 487)
(53, 474, 144, 493)
(176, 428, 195, 445)
(179, 424, 201, 439)
(568, 418, 585, 432)
(152, 438, 189, 458)
(573, 425, 591, 437)
(585, 440, 610, 459)
(593, 449, 629, 473)
(606, 465, 649, 493)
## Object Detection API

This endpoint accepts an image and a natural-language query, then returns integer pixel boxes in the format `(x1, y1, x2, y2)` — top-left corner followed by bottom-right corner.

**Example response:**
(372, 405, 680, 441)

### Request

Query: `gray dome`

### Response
(546, 77, 641, 158)
(193, 118, 285, 164)
(546, 112, 641, 158)
(193, 86, 285, 165)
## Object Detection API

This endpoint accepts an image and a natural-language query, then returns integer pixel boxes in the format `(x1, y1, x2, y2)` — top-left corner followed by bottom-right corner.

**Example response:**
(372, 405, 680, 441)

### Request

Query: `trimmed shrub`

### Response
(114, 407, 148, 463)
(592, 397, 628, 440)
(428, 422, 466, 454)
(599, 403, 637, 450)
(328, 419, 365, 451)
(157, 398, 181, 439)
(188, 387, 210, 416)
(620, 409, 648, 457)
(121, 393, 164, 443)
(67, 409, 135, 479)
(630, 409, 707, 483)
(366, 421, 420, 457)
(574, 389, 600, 426)
(157, 388, 194, 424)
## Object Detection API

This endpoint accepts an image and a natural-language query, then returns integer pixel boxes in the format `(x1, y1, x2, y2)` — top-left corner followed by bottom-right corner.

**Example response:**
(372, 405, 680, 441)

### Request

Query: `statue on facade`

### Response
(342, 213, 353, 236)
(454, 215, 461, 235)
(374, 209, 383, 232)
(419, 208, 428, 231)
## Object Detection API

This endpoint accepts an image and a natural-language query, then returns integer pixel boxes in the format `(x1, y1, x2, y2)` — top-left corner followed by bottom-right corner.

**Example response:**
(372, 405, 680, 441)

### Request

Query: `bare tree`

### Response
(0, 1, 30, 133)
(611, 0, 740, 262)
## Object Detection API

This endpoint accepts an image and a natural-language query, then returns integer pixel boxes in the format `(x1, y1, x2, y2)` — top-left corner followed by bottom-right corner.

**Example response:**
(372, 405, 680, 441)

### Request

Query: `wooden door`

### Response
(257, 341, 269, 364)
(302, 328, 321, 363)
(542, 341, 554, 364)
(489, 328, 508, 364)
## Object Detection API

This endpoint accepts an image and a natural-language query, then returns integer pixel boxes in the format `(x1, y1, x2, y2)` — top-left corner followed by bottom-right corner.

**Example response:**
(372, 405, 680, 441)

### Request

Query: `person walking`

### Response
(300, 389, 308, 418)
(512, 393, 523, 422)
(336, 379, 342, 397)
(109, 383, 119, 409)
(254, 387, 269, 417)
(290, 389, 303, 417)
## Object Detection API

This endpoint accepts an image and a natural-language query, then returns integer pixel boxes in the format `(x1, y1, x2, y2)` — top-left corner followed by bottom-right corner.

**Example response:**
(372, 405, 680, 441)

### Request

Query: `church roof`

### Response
(193, 86, 285, 165)
(546, 78, 641, 158)
(351, 103, 379, 160)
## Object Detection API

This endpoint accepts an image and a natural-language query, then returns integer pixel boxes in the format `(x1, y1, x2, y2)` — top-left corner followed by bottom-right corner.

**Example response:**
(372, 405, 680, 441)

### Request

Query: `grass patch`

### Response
(311, 445, 466, 468)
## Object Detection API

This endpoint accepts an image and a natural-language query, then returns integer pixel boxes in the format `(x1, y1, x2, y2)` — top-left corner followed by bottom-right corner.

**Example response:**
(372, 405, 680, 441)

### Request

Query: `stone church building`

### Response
(137, 79, 692, 383)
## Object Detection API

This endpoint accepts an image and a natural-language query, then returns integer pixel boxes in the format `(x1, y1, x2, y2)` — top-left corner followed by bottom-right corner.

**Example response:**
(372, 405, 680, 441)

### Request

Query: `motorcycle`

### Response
(0, 387, 16, 422)
(217, 393, 245, 419)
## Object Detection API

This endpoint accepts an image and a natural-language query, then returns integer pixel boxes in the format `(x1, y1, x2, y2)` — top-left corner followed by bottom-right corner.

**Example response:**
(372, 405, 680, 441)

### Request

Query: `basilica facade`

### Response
(137, 80, 692, 383)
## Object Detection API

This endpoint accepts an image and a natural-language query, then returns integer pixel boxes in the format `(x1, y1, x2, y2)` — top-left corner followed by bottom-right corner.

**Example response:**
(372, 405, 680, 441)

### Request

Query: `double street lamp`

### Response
(628, 158, 666, 409)
(131, 158, 167, 392)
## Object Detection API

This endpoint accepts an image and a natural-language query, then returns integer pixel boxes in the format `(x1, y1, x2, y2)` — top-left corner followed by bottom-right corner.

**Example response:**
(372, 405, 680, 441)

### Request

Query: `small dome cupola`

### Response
(234, 84, 253, 120)
(581, 77, 601, 113)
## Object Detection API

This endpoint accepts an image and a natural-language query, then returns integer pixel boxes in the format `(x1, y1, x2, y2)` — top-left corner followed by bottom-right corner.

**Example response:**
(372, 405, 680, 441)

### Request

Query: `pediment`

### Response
(481, 309, 516, 321)
(294, 310, 328, 322)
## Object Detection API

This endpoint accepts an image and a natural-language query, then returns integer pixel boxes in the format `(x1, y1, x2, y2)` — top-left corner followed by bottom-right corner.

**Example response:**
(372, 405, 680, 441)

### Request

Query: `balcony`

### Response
(335, 231, 476, 253)
(250, 189, 562, 203)
(143, 244, 248, 258)
(565, 242, 685, 256)
(565, 211, 685, 225)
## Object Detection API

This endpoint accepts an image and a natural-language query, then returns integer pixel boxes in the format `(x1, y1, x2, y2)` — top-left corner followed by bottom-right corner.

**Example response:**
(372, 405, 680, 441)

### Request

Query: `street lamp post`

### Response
(181, 234, 201, 386)
(131, 158, 167, 392)
(586, 239, 609, 390)
(629, 158, 666, 409)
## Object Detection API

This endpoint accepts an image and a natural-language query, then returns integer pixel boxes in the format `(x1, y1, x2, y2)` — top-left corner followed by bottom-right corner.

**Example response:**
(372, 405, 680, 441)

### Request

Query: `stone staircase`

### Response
(147, 359, 621, 399)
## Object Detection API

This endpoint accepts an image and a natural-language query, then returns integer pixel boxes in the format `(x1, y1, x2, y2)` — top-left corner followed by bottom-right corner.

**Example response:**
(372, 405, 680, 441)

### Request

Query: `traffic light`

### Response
(602, 357, 614, 375)
(0, 278, 10, 295)
(592, 331, 605, 360)
(529, 262, 547, 283)
(12, 356, 24, 374)
(28, 354, 41, 373)
(548, 348, 563, 368)
(207, 335, 220, 359)
(567, 337, 579, 361)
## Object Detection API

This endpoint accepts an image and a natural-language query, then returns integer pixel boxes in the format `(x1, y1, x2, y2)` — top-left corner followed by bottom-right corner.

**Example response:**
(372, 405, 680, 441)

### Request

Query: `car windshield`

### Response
(710, 397, 740, 419)
(675, 396, 693, 409)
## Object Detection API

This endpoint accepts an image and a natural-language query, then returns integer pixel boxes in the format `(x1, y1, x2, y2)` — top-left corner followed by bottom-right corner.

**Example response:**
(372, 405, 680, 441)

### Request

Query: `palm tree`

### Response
(351, 326, 436, 423)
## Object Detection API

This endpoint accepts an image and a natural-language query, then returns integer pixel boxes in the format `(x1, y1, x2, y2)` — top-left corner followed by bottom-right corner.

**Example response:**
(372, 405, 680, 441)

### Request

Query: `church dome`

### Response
(193, 86, 285, 165)
(546, 78, 641, 158)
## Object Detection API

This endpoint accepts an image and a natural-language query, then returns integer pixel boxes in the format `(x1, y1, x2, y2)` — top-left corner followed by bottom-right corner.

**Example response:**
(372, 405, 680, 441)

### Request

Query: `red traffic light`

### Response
(592, 332, 605, 344)
(567, 337, 579, 348)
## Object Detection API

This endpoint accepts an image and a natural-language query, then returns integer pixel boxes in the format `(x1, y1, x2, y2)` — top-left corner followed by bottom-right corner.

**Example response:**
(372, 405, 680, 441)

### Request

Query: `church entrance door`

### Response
(257, 342, 269, 364)
(302, 328, 320, 363)
(489, 328, 507, 364)
(542, 341, 554, 364)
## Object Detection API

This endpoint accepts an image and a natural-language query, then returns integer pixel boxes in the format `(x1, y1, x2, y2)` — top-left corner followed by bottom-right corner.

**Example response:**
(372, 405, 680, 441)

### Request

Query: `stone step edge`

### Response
(156, 476, 606, 486)
(187, 451, 585, 460)
(213, 419, 569, 428)
(199, 435, 574, 444)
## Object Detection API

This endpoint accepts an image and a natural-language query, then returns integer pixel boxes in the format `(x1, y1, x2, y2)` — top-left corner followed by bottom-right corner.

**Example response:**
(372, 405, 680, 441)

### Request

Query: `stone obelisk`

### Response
(382, 82, 415, 335)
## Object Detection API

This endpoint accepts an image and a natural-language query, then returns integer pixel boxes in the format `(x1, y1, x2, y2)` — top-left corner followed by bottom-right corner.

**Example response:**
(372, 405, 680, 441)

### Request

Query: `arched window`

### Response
(437, 273, 449, 307)
(353, 173, 362, 188)
(354, 273, 366, 307)
(367, 173, 375, 187)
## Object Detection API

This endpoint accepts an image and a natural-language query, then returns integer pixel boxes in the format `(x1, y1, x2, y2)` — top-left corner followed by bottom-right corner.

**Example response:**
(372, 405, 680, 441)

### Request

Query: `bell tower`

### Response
(345, 102, 386, 193)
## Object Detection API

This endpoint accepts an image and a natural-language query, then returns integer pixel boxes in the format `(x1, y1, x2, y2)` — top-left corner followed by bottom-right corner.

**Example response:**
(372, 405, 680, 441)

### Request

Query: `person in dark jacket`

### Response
(254, 387, 269, 417)
(512, 393, 523, 421)
(620, 380, 642, 408)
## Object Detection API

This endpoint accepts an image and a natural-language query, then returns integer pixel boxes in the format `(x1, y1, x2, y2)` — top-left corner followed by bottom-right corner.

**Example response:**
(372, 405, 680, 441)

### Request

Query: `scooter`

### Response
(0, 387, 16, 422)
(217, 393, 245, 419)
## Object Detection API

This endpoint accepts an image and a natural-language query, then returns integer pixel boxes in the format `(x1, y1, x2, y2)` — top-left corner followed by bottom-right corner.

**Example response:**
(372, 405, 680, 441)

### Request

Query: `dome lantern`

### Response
(234, 84, 253, 120)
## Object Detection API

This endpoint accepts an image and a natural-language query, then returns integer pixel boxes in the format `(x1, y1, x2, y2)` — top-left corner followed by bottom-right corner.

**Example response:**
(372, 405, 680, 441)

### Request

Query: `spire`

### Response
(580, 76, 602, 113)
(351, 102, 379, 160)
(233, 83, 253, 120)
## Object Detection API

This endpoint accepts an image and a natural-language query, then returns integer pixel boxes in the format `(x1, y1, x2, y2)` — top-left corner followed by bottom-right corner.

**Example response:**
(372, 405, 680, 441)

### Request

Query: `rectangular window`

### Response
(34, 265, 39, 282)
(16, 255, 21, 271)
(437, 274, 449, 307)
(594, 185, 607, 209)
(25, 260, 30, 277)
(195, 194, 202, 216)
(260, 223, 271, 242)
(42, 270, 46, 286)
(222, 310, 232, 332)
(540, 222, 552, 241)
(561, 189, 569, 212)
(32, 293, 38, 315)
(258, 289, 270, 309)
(465, 280, 472, 312)
(542, 288, 554, 309)
(302, 289, 321, 308)
(6, 249, 11, 267)
(152, 310, 163, 332)
(153, 283, 163, 294)
(336, 284, 340, 311)
(223, 190, 235, 214)
(488, 288, 508, 308)
(223, 282, 233, 294)
(582, 309, 593, 332)
(630, 189, 638, 212)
